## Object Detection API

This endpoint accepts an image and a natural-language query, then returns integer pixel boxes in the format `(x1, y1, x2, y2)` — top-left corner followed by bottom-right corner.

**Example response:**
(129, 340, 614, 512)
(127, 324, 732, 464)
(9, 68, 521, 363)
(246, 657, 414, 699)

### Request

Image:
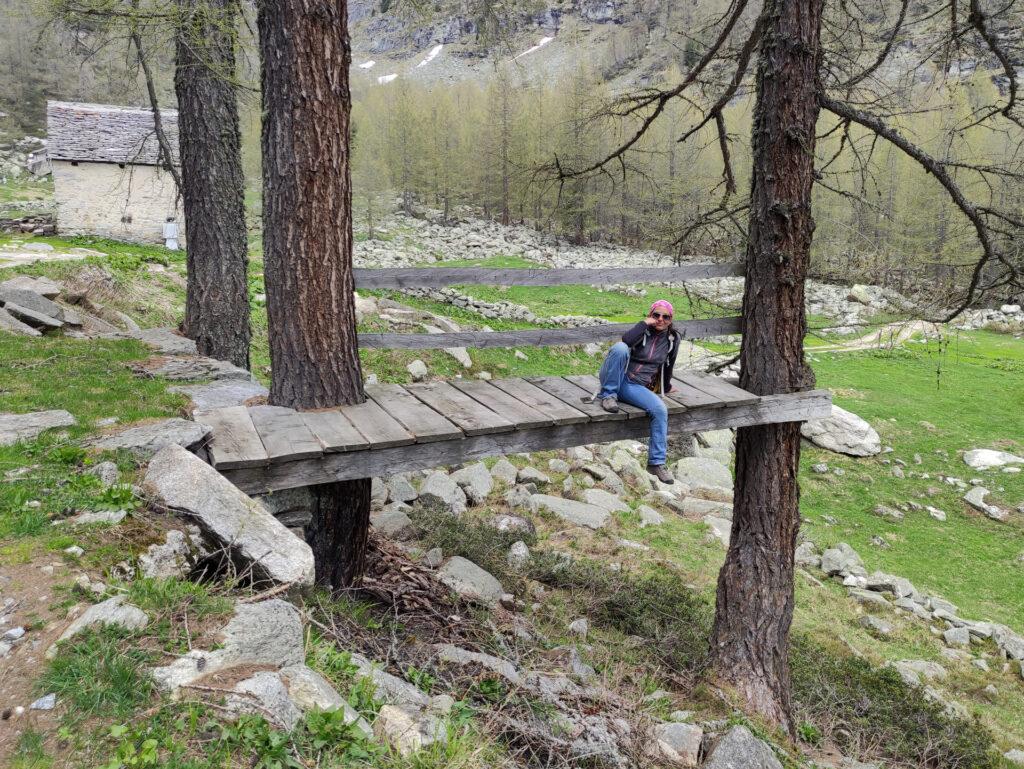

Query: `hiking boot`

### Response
(600, 396, 619, 413)
(647, 464, 674, 484)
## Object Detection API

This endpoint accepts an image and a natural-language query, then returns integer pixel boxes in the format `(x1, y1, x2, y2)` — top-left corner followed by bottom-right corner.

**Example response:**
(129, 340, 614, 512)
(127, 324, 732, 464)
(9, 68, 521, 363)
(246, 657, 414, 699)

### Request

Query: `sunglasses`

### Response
(650, 312, 673, 320)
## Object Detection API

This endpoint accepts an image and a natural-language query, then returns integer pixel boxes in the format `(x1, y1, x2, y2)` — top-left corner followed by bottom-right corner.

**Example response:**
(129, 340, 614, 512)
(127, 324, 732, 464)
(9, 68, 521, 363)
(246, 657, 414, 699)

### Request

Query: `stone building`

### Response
(46, 100, 183, 245)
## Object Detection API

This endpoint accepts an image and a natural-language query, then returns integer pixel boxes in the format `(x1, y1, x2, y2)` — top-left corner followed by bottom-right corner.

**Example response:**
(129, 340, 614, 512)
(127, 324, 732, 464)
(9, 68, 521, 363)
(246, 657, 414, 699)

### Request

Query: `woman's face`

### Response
(649, 309, 672, 331)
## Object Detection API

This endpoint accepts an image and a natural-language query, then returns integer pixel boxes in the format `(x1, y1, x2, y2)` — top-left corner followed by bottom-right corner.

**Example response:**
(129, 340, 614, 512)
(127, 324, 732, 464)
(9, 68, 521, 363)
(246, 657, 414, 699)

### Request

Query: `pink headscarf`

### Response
(649, 299, 674, 317)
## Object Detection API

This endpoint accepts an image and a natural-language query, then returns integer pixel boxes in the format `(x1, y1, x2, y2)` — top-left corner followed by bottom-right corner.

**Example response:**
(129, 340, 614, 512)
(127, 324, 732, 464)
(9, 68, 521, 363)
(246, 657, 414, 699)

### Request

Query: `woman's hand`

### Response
(643, 316, 657, 326)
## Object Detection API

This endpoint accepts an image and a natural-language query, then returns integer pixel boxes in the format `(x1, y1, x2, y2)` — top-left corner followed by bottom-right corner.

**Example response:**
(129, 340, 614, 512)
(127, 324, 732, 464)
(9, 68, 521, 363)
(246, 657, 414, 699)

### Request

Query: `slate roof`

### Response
(46, 100, 179, 166)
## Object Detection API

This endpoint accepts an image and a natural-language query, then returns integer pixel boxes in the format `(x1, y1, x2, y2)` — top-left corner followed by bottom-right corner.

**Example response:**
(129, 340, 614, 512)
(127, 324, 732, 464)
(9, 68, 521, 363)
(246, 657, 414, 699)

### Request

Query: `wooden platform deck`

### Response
(197, 373, 832, 495)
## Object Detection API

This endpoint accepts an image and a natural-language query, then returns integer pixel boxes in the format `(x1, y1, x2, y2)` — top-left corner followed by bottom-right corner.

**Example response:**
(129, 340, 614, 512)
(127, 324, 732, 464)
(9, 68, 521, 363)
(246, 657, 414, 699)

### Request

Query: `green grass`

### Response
(802, 331, 1024, 629)
(0, 334, 186, 540)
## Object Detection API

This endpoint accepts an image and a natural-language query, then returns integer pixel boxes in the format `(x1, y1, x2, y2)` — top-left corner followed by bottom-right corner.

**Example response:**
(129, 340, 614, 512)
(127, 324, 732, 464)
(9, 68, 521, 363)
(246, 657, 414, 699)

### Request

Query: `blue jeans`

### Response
(597, 342, 668, 466)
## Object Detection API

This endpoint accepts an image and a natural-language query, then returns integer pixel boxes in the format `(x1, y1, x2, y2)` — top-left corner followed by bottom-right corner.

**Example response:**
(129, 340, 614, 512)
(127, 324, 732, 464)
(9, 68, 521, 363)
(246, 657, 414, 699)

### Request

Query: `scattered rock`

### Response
(139, 530, 195, 579)
(129, 327, 198, 355)
(386, 475, 418, 504)
(436, 556, 505, 604)
(1004, 749, 1024, 766)
(59, 510, 127, 526)
(872, 504, 904, 522)
(228, 670, 303, 730)
(703, 515, 731, 546)
(30, 694, 56, 711)
(507, 541, 530, 570)
(450, 462, 493, 504)
(794, 541, 821, 568)
(490, 458, 519, 485)
(673, 457, 733, 491)
(811, 462, 829, 474)
(703, 725, 782, 769)
(150, 599, 304, 693)
(0, 410, 77, 446)
(489, 513, 536, 536)
(168, 379, 268, 410)
(963, 486, 1008, 521)
(370, 506, 416, 540)
(892, 659, 947, 686)
(963, 449, 1024, 470)
(638, 504, 664, 527)
(93, 417, 211, 458)
(670, 497, 733, 518)
(1, 275, 61, 298)
(801, 405, 881, 457)
(649, 722, 702, 767)
(859, 615, 894, 636)
(279, 664, 372, 738)
(86, 461, 120, 488)
(943, 626, 971, 648)
(148, 356, 255, 382)
(418, 471, 467, 515)
(820, 542, 865, 576)
(530, 494, 610, 529)
(848, 589, 891, 609)
(47, 595, 149, 660)
(581, 488, 627, 513)
(143, 444, 314, 587)
(568, 618, 589, 638)
(0, 306, 42, 336)
(406, 359, 429, 381)
(517, 466, 550, 485)
(375, 704, 446, 756)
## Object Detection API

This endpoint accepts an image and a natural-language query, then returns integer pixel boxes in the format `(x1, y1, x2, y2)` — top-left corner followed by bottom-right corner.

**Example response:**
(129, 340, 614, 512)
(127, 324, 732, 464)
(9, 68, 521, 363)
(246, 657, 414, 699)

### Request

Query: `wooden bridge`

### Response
(196, 264, 832, 494)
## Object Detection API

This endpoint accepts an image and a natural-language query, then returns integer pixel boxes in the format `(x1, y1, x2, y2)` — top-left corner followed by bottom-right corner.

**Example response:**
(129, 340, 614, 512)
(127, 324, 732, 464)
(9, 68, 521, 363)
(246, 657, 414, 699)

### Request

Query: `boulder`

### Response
(228, 671, 303, 730)
(801, 405, 881, 457)
(963, 449, 1024, 470)
(168, 380, 268, 410)
(0, 410, 76, 446)
(2, 301, 62, 330)
(0, 306, 42, 336)
(530, 494, 610, 529)
(279, 664, 372, 738)
(943, 626, 970, 648)
(518, 466, 550, 485)
(0, 275, 61, 298)
(143, 444, 314, 587)
(150, 599, 304, 693)
(703, 515, 731, 546)
(649, 722, 702, 767)
(820, 542, 865, 577)
(375, 705, 446, 756)
(673, 457, 733, 491)
(490, 458, 518, 485)
(46, 595, 149, 658)
(638, 504, 664, 527)
(450, 462, 493, 504)
(436, 557, 505, 604)
(581, 488, 627, 513)
(794, 541, 820, 568)
(386, 475, 418, 504)
(0, 285, 67, 322)
(139, 530, 194, 579)
(703, 725, 782, 769)
(418, 471, 467, 515)
(371, 506, 415, 540)
(93, 417, 211, 458)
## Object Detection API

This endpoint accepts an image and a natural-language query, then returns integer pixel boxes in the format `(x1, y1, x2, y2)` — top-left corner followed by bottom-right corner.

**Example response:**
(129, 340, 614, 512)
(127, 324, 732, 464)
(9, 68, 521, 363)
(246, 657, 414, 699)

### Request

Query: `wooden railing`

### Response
(354, 263, 744, 350)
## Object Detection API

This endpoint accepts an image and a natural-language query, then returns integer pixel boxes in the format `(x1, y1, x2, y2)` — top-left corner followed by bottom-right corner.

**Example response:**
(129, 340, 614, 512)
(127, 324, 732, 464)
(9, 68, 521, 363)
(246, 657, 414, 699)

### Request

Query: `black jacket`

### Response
(620, 321, 680, 394)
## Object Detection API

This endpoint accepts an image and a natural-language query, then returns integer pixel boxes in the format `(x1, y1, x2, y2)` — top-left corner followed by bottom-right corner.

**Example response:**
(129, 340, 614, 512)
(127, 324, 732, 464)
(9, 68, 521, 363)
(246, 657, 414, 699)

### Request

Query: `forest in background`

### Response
(2, 0, 1022, 303)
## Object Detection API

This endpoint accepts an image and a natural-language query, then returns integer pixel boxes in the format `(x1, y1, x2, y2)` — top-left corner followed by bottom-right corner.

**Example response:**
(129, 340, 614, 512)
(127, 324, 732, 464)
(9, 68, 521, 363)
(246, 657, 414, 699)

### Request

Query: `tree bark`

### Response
(258, 0, 368, 588)
(175, 0, 251, 369)
(708, 0, 823, 733)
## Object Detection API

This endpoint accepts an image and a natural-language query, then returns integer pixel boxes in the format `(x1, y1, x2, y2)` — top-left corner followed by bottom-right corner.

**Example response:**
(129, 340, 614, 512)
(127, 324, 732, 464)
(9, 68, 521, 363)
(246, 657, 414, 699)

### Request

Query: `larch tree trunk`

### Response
(176, 0, 251, 369)
(708, 0, 824, 732)
(258, 0, 370, 588)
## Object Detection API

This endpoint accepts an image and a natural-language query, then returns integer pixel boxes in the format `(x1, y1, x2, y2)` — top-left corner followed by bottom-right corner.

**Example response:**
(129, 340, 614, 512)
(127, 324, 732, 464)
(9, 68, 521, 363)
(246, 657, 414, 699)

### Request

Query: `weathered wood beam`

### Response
(353, 263, 745, 289)
(223, 390, 832, 494)
(359, 316, 742, 350)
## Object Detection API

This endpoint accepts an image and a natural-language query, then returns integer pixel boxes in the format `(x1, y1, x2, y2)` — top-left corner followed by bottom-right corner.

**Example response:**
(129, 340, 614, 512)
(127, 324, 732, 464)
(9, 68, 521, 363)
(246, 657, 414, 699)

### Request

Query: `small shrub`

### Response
(790, 635, 999, 768)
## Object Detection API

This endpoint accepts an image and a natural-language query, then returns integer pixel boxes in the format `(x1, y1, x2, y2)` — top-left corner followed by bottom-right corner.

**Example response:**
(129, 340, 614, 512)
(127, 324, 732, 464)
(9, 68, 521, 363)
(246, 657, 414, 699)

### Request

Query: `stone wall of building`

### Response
(52, 160, 183, 245)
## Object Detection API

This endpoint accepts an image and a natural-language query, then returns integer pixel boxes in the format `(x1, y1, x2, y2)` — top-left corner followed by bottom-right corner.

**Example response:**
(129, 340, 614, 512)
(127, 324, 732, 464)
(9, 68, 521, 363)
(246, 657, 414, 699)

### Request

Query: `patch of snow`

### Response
(377, 73, 398, 84)
(514, 36, 553, 60)
(358, 60, 376, 69)
(416, 44, 443, 68)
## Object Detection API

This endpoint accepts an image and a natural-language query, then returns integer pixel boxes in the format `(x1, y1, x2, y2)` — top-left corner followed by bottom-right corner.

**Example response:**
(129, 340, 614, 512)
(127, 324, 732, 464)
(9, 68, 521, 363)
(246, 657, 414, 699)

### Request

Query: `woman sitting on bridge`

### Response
(596, 299, 680, 485)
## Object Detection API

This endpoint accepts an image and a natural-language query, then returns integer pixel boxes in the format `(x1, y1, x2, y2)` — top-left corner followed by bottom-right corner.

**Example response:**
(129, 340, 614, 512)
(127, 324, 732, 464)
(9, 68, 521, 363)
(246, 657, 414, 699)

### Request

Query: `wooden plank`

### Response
(353, 264, 745, 289)
(490, 378, 589, 425)
(365, 383, 463, 443)
(301, 410, 369, 453)
(248, 405, 323, 463)
(563, 374, 646, 420)
(664, 376, 726, 409)
(450, 379, 554, 429)
(526, 376, 626, 422)
(224, 390, 833, 493)
(358, 316, 742, 350)
(340, 398, 416, 448)
(678, 371, 759, 406)
(194, 406, 268, 470)
(406, 381, 515, 436)
(565, 373, 686, 417)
